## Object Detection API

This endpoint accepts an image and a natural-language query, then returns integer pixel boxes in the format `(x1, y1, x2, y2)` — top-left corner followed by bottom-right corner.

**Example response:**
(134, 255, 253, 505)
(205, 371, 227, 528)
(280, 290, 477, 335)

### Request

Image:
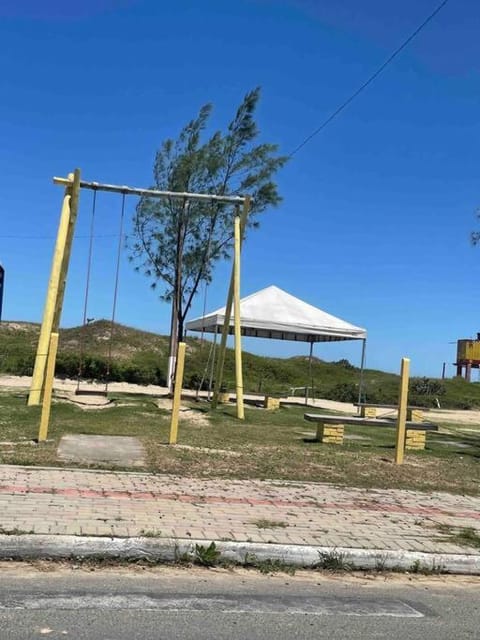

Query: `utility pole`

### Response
(0, 263, 4, 322)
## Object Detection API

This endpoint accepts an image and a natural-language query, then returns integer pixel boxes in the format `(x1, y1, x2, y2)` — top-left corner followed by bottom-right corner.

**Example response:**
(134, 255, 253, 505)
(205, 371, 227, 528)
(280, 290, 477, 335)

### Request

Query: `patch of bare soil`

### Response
(160, 444, 241, 457)
(156, 398, 210, 427)
(55, 392, 114, 411)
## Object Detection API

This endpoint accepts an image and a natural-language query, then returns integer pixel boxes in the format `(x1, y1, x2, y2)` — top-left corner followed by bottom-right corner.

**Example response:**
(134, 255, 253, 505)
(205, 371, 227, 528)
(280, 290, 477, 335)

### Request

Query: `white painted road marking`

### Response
(0, 594, 424, 617)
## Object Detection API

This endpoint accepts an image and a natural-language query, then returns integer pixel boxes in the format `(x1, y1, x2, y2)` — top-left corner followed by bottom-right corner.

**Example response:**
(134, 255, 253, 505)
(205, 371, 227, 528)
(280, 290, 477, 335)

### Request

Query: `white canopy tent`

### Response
(186, 285, 367, 401)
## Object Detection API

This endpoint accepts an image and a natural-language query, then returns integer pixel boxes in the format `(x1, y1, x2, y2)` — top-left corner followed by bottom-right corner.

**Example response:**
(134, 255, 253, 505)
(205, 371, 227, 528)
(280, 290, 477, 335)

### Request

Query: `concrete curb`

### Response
(0, 535, 479, 575)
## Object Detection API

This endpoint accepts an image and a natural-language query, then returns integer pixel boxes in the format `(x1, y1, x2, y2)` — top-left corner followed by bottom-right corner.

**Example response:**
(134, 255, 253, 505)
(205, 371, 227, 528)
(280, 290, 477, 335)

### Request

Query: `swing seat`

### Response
(75, 388, 108, 397)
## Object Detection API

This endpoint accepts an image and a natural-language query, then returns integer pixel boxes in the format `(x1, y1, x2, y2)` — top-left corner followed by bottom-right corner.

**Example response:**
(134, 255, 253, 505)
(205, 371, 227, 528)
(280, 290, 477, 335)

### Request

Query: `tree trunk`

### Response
(167, 297, 179, 393)
(178, 316, 184, 343)
(166, 201, 187, 392)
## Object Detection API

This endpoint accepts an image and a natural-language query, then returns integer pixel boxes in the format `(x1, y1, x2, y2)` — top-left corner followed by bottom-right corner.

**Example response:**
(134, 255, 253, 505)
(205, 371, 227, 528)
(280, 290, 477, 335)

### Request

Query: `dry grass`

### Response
(0, 391, 478, 495)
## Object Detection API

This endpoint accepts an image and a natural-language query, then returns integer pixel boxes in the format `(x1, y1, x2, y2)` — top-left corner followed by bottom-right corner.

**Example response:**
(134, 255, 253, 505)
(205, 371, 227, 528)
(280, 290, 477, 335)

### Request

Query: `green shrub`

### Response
(325, 383, 358, 403)
(334, 359, 356, 370)
(410, 377, 445, 396)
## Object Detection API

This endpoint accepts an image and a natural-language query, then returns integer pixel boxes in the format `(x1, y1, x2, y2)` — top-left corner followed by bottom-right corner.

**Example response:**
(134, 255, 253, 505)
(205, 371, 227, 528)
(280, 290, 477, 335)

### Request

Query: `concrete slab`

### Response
(57, 435, 146, 467)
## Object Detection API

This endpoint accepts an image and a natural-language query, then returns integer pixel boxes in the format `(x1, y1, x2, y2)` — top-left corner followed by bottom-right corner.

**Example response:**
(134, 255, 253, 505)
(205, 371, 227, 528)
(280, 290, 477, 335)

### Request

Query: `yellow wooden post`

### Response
(211, 195, 250, 409)
(395, 357, 410, 465)
(169, 342, 186, 445)
(233, 216, 244, 420)
(38, 332, 59, 442)
(211, 267, 234, 410)
(53, 169, 81, 332)
(28, 172, 77, 406)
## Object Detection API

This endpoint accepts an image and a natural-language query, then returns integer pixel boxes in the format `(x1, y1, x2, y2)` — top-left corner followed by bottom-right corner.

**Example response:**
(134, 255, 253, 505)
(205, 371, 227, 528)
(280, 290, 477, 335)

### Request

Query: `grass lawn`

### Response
(0, 390, 479, 495)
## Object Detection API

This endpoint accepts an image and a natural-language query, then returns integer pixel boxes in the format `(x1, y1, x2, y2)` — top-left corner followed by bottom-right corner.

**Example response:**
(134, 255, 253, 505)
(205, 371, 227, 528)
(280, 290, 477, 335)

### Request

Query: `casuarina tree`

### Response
(130, 87, 287, 389)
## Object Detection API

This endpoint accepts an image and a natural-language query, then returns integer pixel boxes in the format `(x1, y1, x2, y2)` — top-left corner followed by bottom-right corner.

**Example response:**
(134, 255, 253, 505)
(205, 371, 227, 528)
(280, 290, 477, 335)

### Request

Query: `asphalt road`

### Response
(0, 564, 478, 639)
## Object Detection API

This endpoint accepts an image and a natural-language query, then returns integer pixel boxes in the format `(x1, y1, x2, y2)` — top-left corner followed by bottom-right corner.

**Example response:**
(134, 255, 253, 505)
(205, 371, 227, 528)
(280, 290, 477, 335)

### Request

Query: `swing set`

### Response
(29, 169, 251, 442)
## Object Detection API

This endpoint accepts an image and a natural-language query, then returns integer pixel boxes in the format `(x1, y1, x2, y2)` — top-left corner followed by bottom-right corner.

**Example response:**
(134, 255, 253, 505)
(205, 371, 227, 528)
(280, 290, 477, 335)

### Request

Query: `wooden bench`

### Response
(354, 403, 430, 423)
(304, 414, 438, 450)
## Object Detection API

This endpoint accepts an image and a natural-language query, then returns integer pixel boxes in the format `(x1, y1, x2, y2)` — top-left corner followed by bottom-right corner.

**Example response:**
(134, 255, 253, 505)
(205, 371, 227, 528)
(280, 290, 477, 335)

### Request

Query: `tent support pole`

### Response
(357, 338, 367, 412)
(233, 215, 244, 420)
(211, 196, 250, 409)
(310, 342, 315, 403)
(207, 326, 218, 401)
(305, 341, 314, 406)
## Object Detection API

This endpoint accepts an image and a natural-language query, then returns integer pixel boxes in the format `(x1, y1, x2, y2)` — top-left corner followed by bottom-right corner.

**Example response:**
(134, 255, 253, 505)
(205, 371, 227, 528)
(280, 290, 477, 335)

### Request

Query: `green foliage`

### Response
(334, 359, 356, 370)
(409, 559, 444, 575)
(140, 529, 163, 538)
(130, 88, 287, 336)
(454, 527, 480, 549)
(317, 550, 353, 572)
(187, 373, 210, 391)
(252, 519, 287, 529)
(410, 377, 445, 396)
(244, 553, 296, 575)
(2, 321, 480, 410)
(324, 383, 359, 403)
(0, 526, 34, 535)
(194, 541, 221, 567)
(436, 524, 480, 549)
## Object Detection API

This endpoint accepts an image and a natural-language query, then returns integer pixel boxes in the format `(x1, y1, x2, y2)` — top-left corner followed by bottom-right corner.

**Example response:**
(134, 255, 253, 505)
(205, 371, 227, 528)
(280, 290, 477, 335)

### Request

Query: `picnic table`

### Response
(354, 403, 430, 423)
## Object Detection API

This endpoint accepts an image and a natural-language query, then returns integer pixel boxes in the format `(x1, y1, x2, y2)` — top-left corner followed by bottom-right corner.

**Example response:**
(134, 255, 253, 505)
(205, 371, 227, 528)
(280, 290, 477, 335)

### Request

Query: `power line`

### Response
(0, 234, 128, 241)
(289, 0, 450, 158)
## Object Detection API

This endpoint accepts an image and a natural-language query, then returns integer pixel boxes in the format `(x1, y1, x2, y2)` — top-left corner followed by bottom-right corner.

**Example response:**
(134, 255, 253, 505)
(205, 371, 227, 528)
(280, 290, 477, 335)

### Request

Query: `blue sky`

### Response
(0, 0, 479, 377)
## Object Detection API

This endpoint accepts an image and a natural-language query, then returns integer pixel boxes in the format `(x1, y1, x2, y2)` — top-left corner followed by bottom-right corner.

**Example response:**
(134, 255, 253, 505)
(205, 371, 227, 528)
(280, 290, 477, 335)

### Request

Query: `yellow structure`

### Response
(211, 196, 250, 413)
(409, 409, 424, 423)
(359, 406, 377, 419)
(30, 169, 250, 440)
(233, 216, 244, 420)
(169, 342, 186, 445)
(405, 429, 426, 451)
(264, 396, 280, 410)
(457, 339, 480, 361)
(316, 423, 344, 445)
(394, 357, 410, 465)
(358, 404, 424, 422)
(456, 335, 480, 381)
(28, 171, 80, 406)
(210, 276, 234, 409)
(38, 333, 59, 442)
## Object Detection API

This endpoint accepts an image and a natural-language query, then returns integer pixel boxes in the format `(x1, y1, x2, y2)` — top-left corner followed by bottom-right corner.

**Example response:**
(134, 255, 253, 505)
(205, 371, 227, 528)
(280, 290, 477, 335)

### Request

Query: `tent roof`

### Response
(186, 285, 366, 343)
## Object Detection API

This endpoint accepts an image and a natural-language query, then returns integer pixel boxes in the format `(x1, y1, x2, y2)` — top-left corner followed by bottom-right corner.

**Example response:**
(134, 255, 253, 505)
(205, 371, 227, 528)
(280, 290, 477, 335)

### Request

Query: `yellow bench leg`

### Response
(360, 406, 377, 418)
(405, 429, 426, 450)
(408, 409, 424, 423)
(316, 424, 344, 445)
(264, 396, 280, 410)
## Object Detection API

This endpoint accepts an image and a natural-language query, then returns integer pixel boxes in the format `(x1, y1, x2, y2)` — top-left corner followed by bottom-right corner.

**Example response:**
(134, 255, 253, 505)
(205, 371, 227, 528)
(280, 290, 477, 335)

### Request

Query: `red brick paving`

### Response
(0, 465, 478, 554)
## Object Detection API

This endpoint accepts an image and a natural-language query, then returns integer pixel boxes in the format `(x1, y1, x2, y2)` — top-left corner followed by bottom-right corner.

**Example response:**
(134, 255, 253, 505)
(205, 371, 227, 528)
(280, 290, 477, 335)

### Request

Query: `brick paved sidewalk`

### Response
(0, 465, 478, 555)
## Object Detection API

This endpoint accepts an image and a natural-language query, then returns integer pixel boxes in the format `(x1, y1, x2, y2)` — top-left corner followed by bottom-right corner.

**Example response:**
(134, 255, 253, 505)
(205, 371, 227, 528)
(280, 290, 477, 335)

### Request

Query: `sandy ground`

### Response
(307, 397, 480, 427)
(1, 561, 479, 587)
(0, 374, 479, 427)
